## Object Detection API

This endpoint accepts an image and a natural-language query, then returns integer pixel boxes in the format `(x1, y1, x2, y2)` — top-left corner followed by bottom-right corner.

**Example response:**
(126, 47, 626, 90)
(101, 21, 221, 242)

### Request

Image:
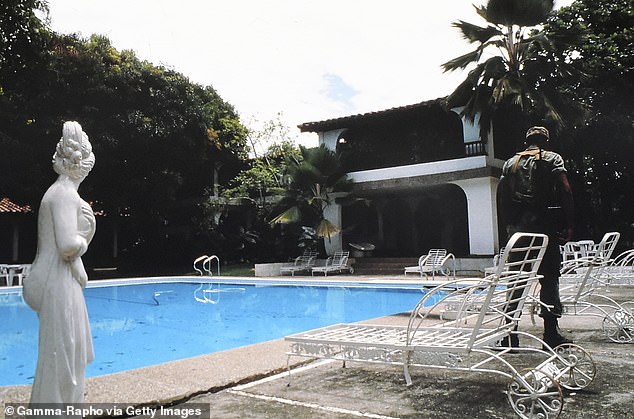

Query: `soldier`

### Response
(499, 126, 574, 348)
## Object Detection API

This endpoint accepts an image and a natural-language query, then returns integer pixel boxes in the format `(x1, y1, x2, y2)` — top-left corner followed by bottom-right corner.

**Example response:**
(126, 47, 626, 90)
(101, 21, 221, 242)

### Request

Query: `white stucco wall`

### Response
(348, 156, 489, 183)
(450, 177, 500, 255)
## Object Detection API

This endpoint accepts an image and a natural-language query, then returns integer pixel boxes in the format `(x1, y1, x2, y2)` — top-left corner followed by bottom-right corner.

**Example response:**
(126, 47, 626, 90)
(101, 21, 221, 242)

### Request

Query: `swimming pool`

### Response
(0, 278, 436, 386)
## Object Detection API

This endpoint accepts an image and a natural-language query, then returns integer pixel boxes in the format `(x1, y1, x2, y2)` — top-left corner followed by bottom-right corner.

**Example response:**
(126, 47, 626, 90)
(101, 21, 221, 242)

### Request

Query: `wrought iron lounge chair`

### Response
(311, 251, 353, 276)
(287, 233, 597, 418)
(484, 247, 505, 275)
(598, 248, 634, 286)
(280, 251, 318, 276)
(532, 232, 634, 343)
(404, 249, 456, 279)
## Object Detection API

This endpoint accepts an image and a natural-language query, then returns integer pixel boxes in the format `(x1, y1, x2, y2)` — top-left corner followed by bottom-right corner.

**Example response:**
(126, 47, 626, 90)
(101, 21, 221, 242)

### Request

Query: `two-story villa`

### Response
(299, 98, 521, 262)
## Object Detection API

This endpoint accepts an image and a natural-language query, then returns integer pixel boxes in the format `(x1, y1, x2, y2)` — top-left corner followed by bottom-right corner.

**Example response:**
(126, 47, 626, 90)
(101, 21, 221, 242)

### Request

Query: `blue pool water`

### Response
(0, 279, 434, 386)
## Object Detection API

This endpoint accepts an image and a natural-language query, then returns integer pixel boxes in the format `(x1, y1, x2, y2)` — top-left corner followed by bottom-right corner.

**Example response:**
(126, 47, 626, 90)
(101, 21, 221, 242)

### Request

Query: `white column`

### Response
(451, 177, 499, 255)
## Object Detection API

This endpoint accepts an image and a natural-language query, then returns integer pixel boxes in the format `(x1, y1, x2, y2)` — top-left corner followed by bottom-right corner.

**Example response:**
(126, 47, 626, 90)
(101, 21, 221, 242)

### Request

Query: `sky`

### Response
(45, 0, 574, 149)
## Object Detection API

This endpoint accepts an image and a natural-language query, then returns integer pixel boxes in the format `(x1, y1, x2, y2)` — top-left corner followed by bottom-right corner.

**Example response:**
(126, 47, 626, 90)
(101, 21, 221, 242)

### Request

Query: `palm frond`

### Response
(289, 163, 322, 189)
(329, 174, 353, 192)
(270, 206, 301, 225)
(446, 78, 476, 108)
(315, 219, 340, 239)
(303, 144, 341, 176)
(482, 56, 508, 79)
(451, 20, 502, 44)
(442, 49, 482, 72)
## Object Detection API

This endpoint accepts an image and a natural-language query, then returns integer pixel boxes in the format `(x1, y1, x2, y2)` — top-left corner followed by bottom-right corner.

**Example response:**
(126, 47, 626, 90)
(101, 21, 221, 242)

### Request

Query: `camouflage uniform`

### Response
(501, 145, 567, 320)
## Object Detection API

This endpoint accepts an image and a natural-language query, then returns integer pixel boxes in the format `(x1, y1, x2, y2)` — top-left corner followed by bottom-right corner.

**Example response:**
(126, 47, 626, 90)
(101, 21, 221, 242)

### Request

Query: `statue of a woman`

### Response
(23, 121, 96, 404)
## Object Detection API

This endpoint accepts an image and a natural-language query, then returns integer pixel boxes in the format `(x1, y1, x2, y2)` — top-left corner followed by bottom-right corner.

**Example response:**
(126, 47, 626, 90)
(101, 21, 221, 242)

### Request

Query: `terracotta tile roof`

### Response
(0, 197, 33, 214)
(298, 97, 445, 133)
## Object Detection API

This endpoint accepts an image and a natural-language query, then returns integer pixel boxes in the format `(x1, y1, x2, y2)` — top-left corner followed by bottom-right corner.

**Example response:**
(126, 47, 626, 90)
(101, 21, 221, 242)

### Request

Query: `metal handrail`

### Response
(203, 255, 220, 276)
(193, 255, 221, 276)
(193, 255, 208, 275)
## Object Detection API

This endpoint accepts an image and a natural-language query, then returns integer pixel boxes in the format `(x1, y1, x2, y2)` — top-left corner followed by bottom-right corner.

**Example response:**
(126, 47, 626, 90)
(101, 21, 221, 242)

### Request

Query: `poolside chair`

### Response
(484, 247, 505, 275)
(0, 265, 9, 287)
(599, 248, 634, 286)
(404, 249, 455, 279)
(560, 241, 582, 263)
(12, 264, 30, 286)
(531, 232, 634, 343)
(311, 251, 353, 276)
(287, 233, 597, 418)
(0, 264, 29, 287)
(280, 251, 318, 276)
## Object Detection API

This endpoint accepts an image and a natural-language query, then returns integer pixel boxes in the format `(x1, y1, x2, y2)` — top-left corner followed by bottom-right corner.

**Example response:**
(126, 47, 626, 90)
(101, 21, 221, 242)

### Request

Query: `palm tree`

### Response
(270, 145, 351, 250)
(443, 0, 583, 141)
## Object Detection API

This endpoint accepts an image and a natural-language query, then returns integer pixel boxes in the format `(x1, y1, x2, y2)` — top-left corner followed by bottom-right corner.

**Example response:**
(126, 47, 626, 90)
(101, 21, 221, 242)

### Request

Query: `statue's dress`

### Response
(23, 183, 95, 403)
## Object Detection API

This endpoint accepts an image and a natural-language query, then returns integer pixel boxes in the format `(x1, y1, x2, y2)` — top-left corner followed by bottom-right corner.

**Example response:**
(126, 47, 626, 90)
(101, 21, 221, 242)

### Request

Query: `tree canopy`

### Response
(542, 0, 634, 243)
(442, 0, 585, 143)
(270, 145, 351, 249)
(0, 1, 248, 268)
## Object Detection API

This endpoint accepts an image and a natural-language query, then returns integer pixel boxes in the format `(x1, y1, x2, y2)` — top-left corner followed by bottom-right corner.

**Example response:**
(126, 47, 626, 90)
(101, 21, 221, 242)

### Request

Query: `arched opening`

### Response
(413, 184, 469, 256)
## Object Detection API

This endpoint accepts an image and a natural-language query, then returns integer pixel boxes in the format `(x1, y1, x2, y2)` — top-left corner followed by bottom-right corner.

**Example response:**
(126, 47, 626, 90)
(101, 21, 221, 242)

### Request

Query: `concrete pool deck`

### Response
(1, 276, 633, 418)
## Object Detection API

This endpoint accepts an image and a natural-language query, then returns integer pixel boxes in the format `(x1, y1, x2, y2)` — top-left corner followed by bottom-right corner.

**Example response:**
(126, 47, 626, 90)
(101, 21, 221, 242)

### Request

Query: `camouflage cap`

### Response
(526, 126, 549, 140)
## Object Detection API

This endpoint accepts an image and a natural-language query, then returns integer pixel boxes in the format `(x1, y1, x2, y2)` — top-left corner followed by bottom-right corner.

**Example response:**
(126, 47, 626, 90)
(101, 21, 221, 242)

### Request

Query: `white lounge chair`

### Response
(0, 265, 9, 287)
(0, 264, 30, 286)
(532, 232, 634, 343)
(560, 241, 582, 262)
(484, 247, 505, 275)
(311, 251, 353, 276)
(280, 251, 318, 277)
(404, 249, 455, 279)
(600, 248, 634, 285)
(287, 233, 597, 418)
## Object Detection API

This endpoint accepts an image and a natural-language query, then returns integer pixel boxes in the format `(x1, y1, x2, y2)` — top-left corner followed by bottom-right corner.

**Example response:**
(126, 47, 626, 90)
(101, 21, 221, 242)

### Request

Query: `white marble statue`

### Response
(23, 121, 96, 404)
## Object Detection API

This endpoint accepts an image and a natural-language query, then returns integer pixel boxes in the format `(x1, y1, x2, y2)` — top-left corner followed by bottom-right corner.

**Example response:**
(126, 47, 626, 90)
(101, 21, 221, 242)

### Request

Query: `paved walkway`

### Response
(161, 285, 634, 419)
(2, 279, 633, 418)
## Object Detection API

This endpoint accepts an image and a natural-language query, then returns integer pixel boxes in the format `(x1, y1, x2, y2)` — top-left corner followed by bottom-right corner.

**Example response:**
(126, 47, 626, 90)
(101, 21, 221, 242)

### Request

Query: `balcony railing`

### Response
(465, 141, 487, 157)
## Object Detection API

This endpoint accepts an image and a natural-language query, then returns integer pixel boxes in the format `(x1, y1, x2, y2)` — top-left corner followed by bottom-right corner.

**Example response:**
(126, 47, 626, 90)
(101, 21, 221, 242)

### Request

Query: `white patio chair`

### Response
(560, 241, 582, 262)
(0, 264, 30, 286)
(484, 247, 504, 275)
(287, 232, 597, 418)
(404, 249, 455, 279)
(532, 232, 634, 343)
(0, 264, 9, 287)
(601, 249, 634, 285)
(311, 251, 353, 276)
(280, 251, 318, 276)
(12, 264, 30, 286)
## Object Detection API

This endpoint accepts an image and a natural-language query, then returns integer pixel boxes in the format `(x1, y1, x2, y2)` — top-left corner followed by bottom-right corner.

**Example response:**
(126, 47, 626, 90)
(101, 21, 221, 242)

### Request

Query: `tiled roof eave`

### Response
(298, 97, 446, 133)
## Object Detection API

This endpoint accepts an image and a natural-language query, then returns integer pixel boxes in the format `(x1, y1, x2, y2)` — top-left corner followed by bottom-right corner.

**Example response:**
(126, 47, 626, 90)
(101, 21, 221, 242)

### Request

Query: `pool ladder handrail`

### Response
(193, 255, 220, 276)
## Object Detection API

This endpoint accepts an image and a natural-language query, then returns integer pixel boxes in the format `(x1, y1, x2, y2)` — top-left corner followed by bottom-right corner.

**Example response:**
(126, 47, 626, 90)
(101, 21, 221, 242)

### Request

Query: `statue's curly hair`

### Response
(53, 121, 95, 179)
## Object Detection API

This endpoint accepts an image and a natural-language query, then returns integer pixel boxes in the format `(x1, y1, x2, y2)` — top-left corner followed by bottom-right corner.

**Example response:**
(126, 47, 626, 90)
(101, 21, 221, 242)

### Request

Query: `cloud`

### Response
(320, 73, 360, 114)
